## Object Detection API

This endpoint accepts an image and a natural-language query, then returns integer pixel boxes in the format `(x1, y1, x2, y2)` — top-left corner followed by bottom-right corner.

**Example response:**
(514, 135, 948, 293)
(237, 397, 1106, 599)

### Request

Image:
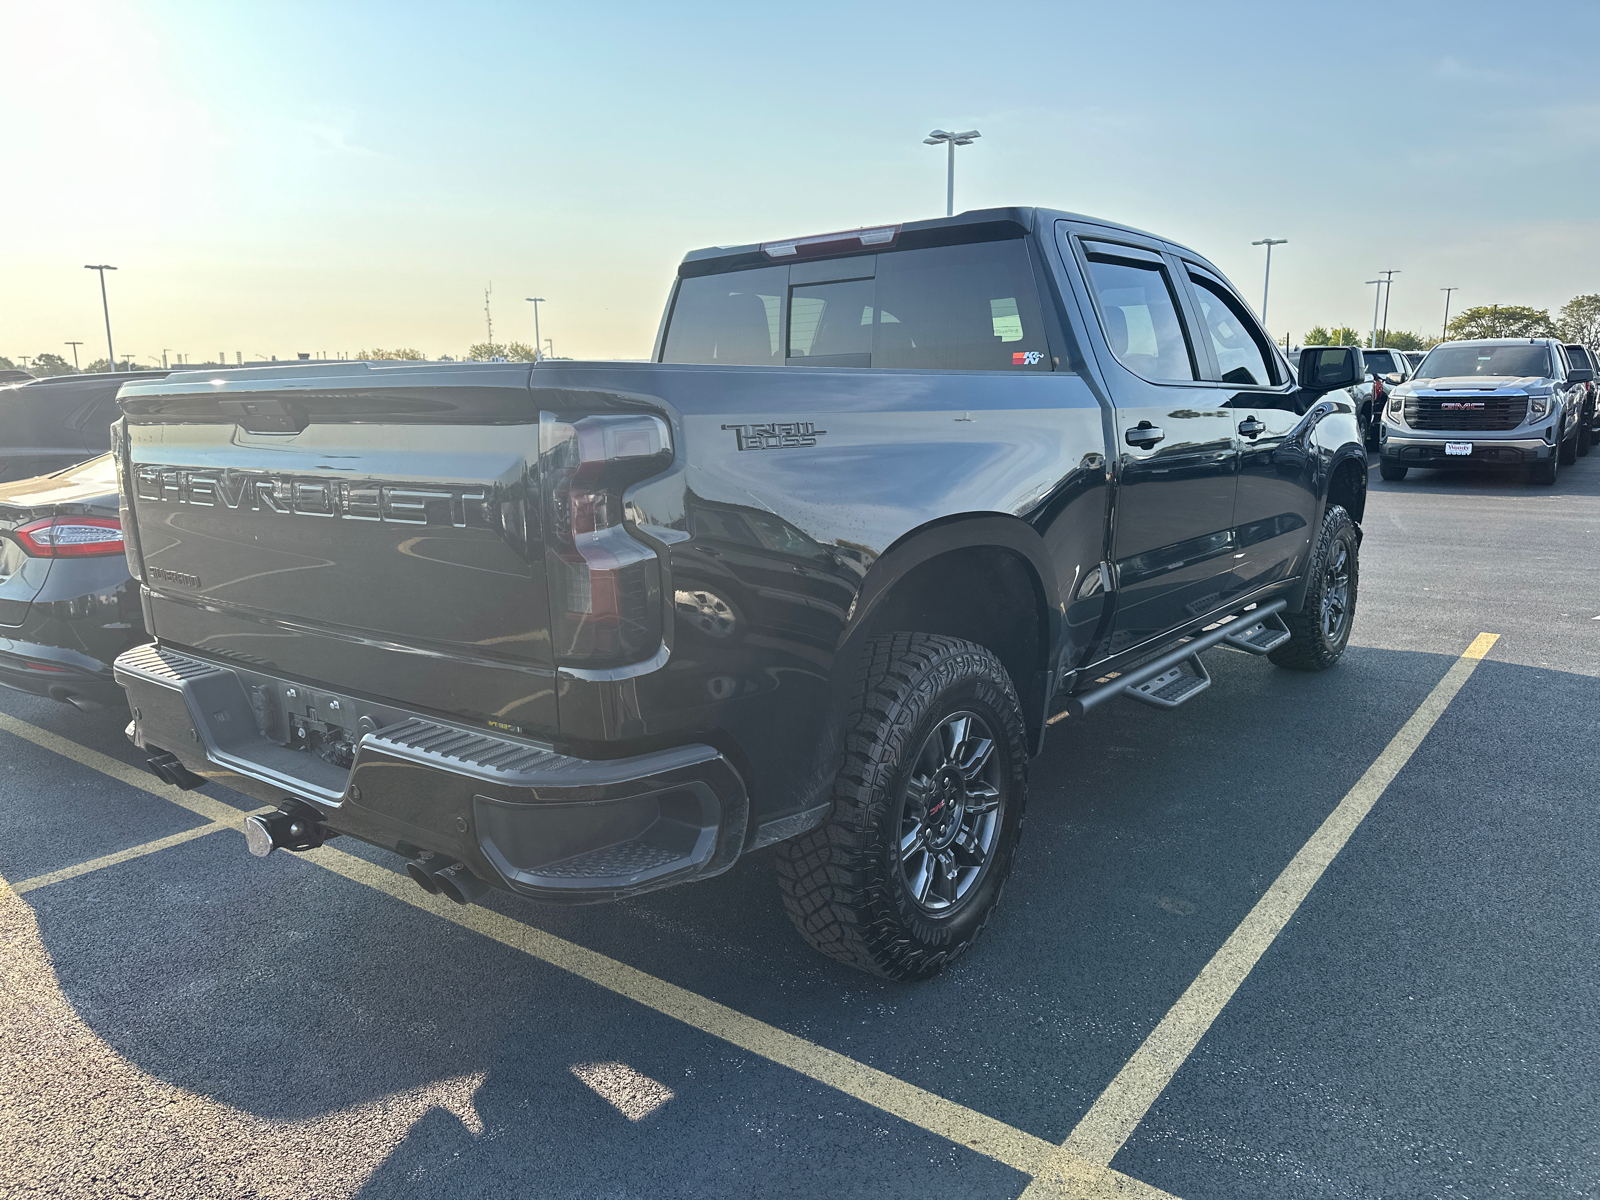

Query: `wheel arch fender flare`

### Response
(832, 513, 1064, 754)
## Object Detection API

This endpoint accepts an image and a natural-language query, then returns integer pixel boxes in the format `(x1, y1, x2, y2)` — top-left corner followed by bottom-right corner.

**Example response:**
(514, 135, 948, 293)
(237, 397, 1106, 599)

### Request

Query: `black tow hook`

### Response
(406, 852, 489, 906)
(145, 749, 207, 791)
(243, 799, 336, 858)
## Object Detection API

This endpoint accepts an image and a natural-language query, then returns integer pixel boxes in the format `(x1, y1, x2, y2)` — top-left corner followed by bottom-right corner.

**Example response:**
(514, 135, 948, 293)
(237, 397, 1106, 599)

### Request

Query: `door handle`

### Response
(1124, 422, 1165, 448)
(1237, 417, 1266, 438)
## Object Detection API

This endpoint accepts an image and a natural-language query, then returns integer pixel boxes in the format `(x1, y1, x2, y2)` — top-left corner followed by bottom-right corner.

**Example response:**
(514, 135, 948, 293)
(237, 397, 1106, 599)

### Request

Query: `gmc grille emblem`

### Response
(1439, 402, 1485, 410)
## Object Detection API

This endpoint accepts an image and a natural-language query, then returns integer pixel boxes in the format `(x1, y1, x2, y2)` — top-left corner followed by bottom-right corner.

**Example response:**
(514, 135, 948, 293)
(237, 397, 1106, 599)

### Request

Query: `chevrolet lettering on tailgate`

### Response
(132, 466, 489, 528)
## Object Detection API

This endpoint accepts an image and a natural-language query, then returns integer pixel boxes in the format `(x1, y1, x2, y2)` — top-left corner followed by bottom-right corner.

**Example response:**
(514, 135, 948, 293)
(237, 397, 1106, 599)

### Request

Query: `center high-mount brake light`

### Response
(761, 225, 900, 260)
(13, 516, 125, 558)
(540, 412, 673, 666)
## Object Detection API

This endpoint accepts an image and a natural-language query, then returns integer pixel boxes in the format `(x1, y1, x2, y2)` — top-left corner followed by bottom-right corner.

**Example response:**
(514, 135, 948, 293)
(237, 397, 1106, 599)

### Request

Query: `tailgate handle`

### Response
(218, 397, 309, 435)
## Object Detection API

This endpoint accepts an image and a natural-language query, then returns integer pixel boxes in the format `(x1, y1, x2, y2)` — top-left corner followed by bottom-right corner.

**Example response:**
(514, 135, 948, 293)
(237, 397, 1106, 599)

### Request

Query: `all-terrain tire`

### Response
(1268, 504, 1359, 672)
(773, 633, 1028, 980)
(1378, 458, 1408, 481)
(1530, 453, 1558, 485)
(1578, 417, 1591, 457)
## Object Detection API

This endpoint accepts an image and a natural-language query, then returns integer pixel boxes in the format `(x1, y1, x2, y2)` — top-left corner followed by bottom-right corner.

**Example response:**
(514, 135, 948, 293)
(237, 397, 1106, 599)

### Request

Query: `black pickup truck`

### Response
(112, 208, 1369, 979)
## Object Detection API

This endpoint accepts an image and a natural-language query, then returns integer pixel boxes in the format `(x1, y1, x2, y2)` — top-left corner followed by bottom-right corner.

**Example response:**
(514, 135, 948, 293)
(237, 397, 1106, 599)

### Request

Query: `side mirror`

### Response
(1298, 346, 1364, 393)
(1567, 366, 1594, 384)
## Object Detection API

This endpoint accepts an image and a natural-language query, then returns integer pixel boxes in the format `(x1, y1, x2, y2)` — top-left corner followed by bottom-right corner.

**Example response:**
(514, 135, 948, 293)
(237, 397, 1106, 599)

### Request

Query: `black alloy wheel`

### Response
(898, 712, 1006, 914)
(1269, 503, 1359, 672)
(775, 633, 1028, 980)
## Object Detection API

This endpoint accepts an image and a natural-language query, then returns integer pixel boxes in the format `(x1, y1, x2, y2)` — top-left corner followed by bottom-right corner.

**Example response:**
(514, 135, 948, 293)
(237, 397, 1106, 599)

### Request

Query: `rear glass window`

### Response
(661, 266, 786, 365)
(1415, 344, 1553, 379)
(663, 241, 1051, 371)
(866, 241, 1050, 371)
(1083, 253, 1196, 381)
(1363, 350, 1398, 374)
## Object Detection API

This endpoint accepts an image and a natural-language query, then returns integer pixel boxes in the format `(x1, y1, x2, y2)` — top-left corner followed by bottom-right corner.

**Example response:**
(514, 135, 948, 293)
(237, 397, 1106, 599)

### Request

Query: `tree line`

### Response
(1, 342, 562, 376)
(1304, 294, 1600, 358)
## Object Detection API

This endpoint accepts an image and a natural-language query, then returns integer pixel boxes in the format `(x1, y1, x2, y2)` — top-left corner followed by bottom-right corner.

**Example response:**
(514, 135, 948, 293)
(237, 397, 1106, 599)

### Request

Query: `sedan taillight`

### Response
(13, 516, 125, 557)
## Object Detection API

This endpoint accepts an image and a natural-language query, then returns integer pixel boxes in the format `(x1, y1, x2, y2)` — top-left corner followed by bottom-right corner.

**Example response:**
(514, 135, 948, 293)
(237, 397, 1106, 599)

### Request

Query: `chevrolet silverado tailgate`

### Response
(117, 363, 558, 734)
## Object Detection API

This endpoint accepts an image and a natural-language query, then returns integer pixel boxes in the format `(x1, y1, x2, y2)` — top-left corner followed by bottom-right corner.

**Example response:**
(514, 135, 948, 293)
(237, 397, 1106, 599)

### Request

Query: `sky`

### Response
(4, 0, 1600, 366)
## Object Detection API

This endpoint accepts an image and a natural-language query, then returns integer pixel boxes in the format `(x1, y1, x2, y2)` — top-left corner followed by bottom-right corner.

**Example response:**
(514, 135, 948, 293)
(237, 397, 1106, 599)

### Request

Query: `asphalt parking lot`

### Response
(3, 454, 1598, 1200)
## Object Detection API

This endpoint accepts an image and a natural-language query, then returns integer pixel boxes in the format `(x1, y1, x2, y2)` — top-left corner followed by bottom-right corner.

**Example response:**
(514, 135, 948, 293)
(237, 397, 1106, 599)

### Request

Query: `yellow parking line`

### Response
(302, 843, 1174, 1195)
(9, 822, 236, 894)
(0, 712, 245, 826)
(0, 711, 1174, 1197)
(1020, 634, 1500, 1196)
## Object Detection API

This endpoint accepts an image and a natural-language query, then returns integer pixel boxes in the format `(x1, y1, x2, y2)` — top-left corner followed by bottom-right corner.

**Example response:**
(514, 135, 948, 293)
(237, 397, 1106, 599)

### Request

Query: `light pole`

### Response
(65, 341, 83, 371)
(1366, 280, 1383, 349)
(1251, 238, 1287, 331)
(1378, 269, 1400, 346)
(525, 298, 546, 361)
(161, 348, 173, 369)
(1439, 287, 1458, 339)
(544, 338, 554, 360)
(85, 264, 117, 370)
(923, 129, 980, 217)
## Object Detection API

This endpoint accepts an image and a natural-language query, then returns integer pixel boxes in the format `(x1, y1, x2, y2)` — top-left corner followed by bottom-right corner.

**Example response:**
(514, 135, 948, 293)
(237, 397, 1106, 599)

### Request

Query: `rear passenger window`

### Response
(1188, 274, 1277, 386)
(788, 278, 875, 361)
(662, 266, 786, 365)
(869, 241, 1050, 371)
(1083, 252, 1196, 381)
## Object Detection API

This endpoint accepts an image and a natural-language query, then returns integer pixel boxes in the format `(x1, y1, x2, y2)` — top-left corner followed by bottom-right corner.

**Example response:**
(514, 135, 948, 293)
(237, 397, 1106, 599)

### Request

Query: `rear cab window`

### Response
(662, 239, 1053, 372)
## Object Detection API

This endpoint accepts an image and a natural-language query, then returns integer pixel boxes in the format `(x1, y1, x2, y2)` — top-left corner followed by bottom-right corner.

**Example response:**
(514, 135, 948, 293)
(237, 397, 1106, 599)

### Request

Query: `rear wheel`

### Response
(774, 633, 1028, 980)
(1378, 458, 1408, 481)
(1269, 504, 1358, 672)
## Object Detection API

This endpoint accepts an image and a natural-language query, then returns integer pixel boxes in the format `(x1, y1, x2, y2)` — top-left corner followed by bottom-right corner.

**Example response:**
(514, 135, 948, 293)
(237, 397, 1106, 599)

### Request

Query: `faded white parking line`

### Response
(1020, 633, 1500, 1197)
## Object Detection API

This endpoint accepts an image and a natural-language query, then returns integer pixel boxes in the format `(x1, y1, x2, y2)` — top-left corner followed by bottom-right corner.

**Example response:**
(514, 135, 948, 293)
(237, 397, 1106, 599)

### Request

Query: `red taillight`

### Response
(13, 516, 125, 558)
(540, 412, 672, 666)
(1372, 376, 1386, 402)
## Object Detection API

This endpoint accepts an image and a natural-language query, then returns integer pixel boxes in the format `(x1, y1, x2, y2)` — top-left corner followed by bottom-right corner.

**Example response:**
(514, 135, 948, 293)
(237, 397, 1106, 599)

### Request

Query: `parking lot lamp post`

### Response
(1367, 280, 1383, 348)
(65, 341, 82, 370)
(84, 265, 117, 371)
(525, 298, 545, 362)
(1251, 238, 1287, 331)
(1440, 287, 1458, 339)
(923, 129, 980, 217)
(1378, 269, 1400, 345)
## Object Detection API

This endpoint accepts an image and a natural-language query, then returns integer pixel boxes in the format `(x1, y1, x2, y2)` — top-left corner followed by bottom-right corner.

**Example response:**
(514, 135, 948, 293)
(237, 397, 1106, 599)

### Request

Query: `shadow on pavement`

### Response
(10, 646, 1590, 1197)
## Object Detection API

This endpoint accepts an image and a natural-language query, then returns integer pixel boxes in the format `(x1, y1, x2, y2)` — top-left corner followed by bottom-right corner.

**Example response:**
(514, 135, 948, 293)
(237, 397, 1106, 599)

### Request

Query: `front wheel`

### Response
(774, 633, 1028, 980)
(1378, 458, 1408, 481)
(1578, 417, 1591, 458)
(1269, 504, 1359, 672)
(1558, 421, 1578, 466)
(1530, 453, 1558, 485)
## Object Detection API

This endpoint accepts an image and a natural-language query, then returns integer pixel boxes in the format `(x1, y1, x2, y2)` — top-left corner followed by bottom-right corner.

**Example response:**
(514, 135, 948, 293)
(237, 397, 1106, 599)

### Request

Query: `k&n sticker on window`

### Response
(1012, 351, 1043, 366)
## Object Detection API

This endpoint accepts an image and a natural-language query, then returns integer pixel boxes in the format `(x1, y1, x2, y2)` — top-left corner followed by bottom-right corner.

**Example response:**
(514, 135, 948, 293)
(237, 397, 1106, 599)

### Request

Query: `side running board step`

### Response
(1064, 598, 1289, 717)
(1123, 653, 1211, 709)
(1221, 612, 1292, 655)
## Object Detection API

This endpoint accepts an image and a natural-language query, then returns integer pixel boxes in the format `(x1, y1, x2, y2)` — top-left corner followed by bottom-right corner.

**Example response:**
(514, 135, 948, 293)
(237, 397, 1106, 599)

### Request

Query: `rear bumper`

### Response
(0, 636, 125, 709)
(114, 642, 750, 903)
